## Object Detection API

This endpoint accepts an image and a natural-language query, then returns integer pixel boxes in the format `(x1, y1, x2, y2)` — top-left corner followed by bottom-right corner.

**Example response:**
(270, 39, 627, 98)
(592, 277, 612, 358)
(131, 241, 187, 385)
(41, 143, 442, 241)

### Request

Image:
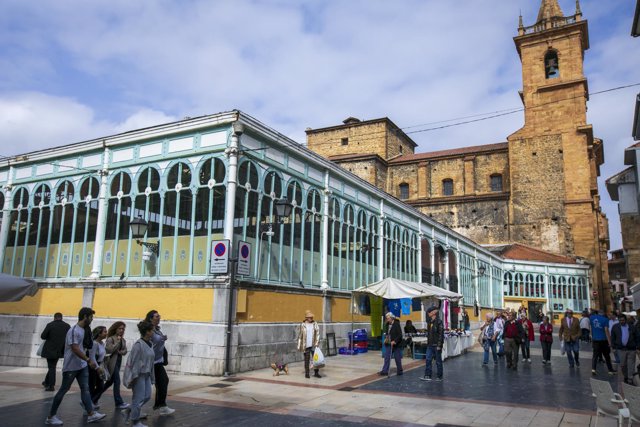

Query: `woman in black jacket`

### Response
(40, 313, 70, 391)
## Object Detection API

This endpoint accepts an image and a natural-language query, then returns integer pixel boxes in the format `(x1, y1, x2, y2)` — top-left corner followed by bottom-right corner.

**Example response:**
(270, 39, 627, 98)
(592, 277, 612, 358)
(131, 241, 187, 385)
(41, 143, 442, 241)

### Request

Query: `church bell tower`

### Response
(508, 0, 610, 309)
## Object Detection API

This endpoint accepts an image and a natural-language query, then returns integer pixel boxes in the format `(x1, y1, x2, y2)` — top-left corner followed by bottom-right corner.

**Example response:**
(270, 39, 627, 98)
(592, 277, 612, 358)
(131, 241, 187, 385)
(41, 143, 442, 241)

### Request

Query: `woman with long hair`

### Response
(88, 326, 107, 408)
(144, 310, 175, 416)
(92, 321, 129, 410)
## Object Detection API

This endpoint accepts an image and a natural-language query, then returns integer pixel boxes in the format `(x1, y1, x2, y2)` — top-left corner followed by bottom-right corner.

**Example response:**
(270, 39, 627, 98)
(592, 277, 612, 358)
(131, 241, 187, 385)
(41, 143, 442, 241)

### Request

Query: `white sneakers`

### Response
(157, 406, 176, 416)
(116, 403, 130, 410)
(87, 412, 106, 423)
(45, 415, 63, 425)
(132, 422, 148, 427)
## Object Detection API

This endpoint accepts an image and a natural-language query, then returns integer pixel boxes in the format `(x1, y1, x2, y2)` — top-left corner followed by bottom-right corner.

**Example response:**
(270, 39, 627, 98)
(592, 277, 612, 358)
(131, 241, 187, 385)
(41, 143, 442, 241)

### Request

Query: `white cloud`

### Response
(0, 0, 635, 251)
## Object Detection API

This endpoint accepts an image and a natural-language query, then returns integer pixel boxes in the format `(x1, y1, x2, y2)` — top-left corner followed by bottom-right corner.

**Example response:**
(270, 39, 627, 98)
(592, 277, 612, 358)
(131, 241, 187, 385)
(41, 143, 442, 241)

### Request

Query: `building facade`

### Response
(0, 109, 591, 375)
(306, 0, 610, 310)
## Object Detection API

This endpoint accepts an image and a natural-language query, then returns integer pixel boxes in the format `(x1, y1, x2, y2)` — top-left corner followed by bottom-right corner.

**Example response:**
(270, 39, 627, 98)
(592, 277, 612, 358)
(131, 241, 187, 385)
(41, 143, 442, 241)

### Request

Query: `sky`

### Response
(0, 0, 638, 253)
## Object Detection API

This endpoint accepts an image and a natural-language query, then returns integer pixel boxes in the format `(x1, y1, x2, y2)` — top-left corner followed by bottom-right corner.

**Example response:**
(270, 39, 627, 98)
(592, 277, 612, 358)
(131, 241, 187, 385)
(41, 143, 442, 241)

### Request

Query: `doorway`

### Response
(528, 301, 545, 323)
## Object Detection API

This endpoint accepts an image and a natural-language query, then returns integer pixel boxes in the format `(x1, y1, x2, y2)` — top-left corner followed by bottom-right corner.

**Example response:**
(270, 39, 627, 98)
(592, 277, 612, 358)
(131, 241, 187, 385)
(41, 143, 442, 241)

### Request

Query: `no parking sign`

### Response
(210, 240, 229, 274)
(237, 241, 251, 276)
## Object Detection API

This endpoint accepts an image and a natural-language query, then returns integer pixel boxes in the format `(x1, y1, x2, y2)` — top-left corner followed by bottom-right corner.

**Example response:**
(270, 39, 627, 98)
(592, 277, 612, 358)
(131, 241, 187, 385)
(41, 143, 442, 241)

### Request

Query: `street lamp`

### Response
(274, 197, 293, 221)
(129, 216, 159, 256)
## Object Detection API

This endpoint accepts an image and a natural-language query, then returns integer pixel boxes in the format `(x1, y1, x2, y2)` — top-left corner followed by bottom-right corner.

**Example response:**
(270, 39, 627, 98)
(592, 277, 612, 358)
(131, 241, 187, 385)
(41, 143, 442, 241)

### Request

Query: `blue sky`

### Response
(0, 0, 638, 252)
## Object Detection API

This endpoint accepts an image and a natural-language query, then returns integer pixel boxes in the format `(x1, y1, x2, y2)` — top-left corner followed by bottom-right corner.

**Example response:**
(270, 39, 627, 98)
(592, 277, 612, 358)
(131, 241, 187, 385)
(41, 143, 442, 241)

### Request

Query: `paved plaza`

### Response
(0, 340, 629, 427)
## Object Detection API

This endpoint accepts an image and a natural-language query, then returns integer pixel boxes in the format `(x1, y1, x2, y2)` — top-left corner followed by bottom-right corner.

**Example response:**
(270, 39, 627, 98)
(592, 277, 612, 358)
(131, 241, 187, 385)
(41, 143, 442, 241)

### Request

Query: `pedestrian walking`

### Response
(145, 310, 175, 416)
(559, 309, 581, 368)
(380, 312, 403, 377)
(480, 313, 498, 366)
(611, 314, 636, 384)
(88, 326, 107, 408)
(420, 306, 444, 381)
(503, 311, 525, 370)
(539, 316, 553, 364)
(297, 310, 321, 379)
(518, 313, 534, 362)
(494, 311, 505, 357)
(580, 310, 591, 343)
(608, 312, 621, 364)
(590, 309, 616, 376)
(45, 307, 106, 425)
(123, 321, 156, 427)
(95, 321, 130, 410)
(40, 312, 70, 391)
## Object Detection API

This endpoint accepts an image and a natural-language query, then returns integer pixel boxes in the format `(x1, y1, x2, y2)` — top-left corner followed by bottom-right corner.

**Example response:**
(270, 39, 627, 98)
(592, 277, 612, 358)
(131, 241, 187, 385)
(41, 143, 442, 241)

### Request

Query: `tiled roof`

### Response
(484, 243, 577, 264)
(388, 142, 508, 163)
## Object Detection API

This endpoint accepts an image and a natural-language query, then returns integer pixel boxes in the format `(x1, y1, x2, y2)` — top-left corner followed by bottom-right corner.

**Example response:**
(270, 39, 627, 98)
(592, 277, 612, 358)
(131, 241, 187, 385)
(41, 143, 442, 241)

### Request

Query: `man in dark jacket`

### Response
(40, 313, 70, 391)
(420, 305, 444, 381)
(379, 312, 403, 376)
(503, 311, 526, 371)
(611, 314, 637, 384)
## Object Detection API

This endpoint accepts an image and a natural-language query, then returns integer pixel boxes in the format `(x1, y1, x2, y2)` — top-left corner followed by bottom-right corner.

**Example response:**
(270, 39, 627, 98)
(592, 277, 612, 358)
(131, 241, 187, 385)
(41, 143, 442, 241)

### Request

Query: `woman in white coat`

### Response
(123, 321, 156, 427)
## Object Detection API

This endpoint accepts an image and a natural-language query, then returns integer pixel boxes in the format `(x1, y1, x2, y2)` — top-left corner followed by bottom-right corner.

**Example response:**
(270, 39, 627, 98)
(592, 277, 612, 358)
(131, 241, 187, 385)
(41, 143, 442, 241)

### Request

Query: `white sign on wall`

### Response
(210, 240, 229, 274)
(237, 241, 251, 276)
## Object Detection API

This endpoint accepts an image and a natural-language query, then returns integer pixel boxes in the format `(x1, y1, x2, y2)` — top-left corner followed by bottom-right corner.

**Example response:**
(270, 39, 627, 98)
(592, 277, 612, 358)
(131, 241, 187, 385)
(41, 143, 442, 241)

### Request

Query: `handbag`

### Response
(37, 341, 45, 357)
(162, 348, 169, 366)
(98, 362, 111, 382)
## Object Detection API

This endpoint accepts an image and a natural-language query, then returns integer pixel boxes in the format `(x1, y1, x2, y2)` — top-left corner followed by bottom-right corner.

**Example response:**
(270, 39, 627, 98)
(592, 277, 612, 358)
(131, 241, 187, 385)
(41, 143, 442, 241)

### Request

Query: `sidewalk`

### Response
(0, 345, 623, 427)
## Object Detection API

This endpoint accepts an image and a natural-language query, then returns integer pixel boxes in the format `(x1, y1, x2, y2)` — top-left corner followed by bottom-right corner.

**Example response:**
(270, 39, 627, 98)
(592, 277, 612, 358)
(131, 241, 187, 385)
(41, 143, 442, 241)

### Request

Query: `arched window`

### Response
(544, 50, 559, 79)
(399, 183, 409, 200)
(442, 179, 453, 196)
(490, 174, 503, 192)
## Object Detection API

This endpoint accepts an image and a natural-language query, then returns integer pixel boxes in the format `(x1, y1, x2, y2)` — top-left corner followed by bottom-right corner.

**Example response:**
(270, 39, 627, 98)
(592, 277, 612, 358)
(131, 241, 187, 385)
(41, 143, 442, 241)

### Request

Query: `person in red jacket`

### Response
(539, 316, 553, 364)
(518, 313, 535, 362)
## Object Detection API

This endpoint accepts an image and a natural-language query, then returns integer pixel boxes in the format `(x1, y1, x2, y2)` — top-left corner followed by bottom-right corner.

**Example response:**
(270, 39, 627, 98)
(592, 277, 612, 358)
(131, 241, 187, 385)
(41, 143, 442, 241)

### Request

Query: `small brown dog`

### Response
(270, 363, 289, 376)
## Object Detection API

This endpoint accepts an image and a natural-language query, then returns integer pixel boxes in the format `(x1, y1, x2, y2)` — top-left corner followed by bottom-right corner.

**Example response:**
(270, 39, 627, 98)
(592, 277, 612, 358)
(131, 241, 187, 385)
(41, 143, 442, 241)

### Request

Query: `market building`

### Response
(306, 0, 610, 311)
(0, 110, 591, 375)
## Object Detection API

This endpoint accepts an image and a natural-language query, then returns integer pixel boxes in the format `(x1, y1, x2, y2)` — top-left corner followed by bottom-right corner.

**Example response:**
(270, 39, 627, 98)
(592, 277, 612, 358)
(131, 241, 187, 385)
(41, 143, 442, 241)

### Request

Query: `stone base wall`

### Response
(0, 314, 370, 376)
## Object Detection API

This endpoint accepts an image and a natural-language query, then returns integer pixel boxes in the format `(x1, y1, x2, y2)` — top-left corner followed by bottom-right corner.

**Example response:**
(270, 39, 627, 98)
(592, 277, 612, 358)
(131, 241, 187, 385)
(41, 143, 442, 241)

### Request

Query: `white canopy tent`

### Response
(352, 277, 463, 302)
(0, 273, 38, 302)
(349, 278, 463, 349)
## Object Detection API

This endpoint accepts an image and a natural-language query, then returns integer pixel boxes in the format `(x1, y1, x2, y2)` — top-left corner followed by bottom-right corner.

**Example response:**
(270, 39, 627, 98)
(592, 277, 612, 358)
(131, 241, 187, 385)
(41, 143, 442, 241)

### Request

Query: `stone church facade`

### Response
(306, 0, 611, 309)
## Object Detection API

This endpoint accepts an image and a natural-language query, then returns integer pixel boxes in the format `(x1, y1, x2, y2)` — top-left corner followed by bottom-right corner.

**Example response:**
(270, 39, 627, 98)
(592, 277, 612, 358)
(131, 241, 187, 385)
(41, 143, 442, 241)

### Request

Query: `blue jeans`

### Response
(424, 345, 443, 379)
(49, 366, 93, 417)
(482, 339, 497, 364)
(131, 373, 152, 422)
(95, 355, 125, 406)
(565, 340, 580, 366)
(381, 345, 403, 374)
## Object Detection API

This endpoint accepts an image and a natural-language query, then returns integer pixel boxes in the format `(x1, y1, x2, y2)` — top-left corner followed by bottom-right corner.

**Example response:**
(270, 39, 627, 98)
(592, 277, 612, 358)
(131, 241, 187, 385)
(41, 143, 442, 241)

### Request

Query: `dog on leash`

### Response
(270, 363, 289, 376)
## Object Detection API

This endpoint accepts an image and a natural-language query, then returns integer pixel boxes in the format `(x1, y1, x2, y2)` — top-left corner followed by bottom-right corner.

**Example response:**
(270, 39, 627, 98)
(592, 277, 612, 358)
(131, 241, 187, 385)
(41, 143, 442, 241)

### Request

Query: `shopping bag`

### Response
(36, 341, 45, 357)
(560, 340, 565, 355)
(312, 347, 325, 369)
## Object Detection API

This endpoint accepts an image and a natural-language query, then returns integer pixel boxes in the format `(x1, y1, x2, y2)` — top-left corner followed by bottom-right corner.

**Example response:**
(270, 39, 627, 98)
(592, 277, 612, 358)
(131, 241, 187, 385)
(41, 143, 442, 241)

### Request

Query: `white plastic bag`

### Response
(312, 347, 325, 369)
(560, 340, 565, 355)
(36, 341, 45, 357)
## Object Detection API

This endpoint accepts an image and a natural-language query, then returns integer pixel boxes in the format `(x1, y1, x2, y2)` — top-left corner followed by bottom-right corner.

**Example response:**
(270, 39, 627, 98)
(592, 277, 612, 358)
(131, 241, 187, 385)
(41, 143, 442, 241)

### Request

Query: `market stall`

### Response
(350, 278, 473, 359)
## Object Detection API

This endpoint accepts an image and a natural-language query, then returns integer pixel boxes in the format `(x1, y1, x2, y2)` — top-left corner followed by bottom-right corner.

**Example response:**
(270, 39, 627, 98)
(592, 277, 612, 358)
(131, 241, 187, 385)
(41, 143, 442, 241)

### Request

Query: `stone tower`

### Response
(509, 0, 610, 307)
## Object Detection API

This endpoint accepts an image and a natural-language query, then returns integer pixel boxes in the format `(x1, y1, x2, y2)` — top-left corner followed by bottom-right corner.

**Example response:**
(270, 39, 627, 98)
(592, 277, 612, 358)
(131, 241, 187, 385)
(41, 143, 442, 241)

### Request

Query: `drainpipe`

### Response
(223, 123, 242, 376)
(90, 147, 110, 279)
(0, 167, 14, 266)
(321, 171, 330, 290)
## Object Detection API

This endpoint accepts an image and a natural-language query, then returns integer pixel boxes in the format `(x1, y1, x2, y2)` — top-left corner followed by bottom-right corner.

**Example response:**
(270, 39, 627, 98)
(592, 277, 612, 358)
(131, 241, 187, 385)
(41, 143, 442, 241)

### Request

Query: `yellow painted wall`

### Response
(0, 288, 83, 317)
(92, 288, 213, 322)
(238, 290, 323, 323)
(331, 297, 370, 322)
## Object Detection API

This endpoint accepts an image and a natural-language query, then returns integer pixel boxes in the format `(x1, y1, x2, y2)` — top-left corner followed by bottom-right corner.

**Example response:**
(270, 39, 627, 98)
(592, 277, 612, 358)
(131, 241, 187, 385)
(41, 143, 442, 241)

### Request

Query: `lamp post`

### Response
(129, 216, 159, 256)
(255, 198, 293, 281)
(472, 264, 486, 317)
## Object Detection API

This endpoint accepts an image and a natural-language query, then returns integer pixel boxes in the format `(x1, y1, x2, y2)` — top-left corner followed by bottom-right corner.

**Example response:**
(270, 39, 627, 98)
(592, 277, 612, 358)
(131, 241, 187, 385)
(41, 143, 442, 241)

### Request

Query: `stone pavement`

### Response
(0, 340, 629, 427)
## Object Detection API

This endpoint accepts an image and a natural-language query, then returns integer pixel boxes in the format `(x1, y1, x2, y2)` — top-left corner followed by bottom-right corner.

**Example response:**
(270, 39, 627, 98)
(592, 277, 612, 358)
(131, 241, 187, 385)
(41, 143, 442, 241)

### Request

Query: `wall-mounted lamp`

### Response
(274, 198, 293, 222)
(130, 216, 159, 256)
